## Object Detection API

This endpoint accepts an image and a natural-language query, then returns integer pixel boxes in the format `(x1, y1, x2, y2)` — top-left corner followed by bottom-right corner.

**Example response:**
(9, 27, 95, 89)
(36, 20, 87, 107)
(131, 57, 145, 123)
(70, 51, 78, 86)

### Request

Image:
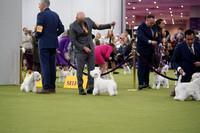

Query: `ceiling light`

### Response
(171, 14, 173, 16)
(128, 3, 130, 5)
(138, 0, 141, 2)
(172, 19, 174, 25)
(156, 6, 159, 8)
(169, 8, 171, 10)
(154, 1, 156, 4)
(149, 12, 151, 14)
(181, 15, 183, 17)
(132, 15, 135, 17)
(125, 17, 127, 19)
(132, 21, 134, 23)
(133, 7, 135, 9)
(126, 22, 128, 24)
(181, 5, 184, 8)
(146, 8, 149, 11)
(170, 11, 172, 13)
(181, 13, 183, 15)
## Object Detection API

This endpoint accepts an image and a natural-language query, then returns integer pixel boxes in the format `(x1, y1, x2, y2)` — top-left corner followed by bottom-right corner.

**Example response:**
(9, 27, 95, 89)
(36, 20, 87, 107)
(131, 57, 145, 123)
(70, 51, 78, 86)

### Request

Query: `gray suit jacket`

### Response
(69, 17, 111, 53)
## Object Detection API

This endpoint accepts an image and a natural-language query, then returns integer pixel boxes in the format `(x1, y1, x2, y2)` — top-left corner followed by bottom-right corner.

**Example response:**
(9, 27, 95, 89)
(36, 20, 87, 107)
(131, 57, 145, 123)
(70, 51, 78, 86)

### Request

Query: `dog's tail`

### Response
(177, 72, 186, 85)
(109, 73, 115, 81)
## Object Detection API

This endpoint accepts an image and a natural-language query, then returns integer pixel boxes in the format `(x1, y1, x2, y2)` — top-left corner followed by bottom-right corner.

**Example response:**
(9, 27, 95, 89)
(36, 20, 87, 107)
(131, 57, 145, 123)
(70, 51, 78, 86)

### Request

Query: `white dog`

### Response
(174, 72, 200, 101)
(69, 67, 77, 76)
(162, 64, 169, 73)
(20, 71, 40, 92)
(152, 72, 169, 89)
(90, 67, 118, 96)
(124, 63, 131, 75)
(57, 67, 72, 82)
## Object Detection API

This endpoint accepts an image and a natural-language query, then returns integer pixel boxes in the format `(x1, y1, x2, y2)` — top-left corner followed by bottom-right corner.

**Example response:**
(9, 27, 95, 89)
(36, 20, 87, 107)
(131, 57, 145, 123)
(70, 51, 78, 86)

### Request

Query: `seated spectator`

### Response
(174, 27, 184, 41)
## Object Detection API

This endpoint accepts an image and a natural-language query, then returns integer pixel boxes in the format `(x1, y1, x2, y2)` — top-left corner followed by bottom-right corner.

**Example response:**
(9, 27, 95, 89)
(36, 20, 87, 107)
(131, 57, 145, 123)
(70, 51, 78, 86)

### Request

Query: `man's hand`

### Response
(83, 46, 92, 54)
(194, 62, 200, 67)
(151, 41, 157, 45)
(110, 21, 116, 27)
(179, 69, 185, 75)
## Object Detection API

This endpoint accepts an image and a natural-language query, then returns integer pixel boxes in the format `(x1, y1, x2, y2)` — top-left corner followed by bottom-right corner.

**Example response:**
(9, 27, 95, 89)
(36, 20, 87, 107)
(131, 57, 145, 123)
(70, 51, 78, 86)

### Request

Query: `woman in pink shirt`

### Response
(95, 44, 115, 73)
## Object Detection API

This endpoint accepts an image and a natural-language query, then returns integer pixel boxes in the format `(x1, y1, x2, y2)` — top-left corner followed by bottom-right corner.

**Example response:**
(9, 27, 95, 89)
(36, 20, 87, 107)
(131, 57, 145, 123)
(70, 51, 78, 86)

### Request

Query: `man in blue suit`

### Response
(136, 14, 162, 90)
(172, 29, 200, 82)
(35, 0, 64, 94)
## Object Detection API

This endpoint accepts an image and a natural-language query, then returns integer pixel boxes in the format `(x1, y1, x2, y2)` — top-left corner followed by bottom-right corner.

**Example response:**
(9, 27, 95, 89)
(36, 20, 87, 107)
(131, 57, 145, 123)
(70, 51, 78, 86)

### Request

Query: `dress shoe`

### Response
(79, 90, 86, 95)
(170, 89, 175, 97)
(87, 89, 93, 94)
(36, 89, 51, 94)
(138, 84, 146, 90)
(113, 72, 119, 74)
(49, 88, 56, 93)
(145, 85, 151, 89)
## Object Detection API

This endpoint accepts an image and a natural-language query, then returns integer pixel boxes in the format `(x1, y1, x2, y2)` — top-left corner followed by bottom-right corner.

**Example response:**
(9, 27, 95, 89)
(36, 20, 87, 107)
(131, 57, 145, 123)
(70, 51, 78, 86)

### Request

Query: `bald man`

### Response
(70, 12, 116, 95)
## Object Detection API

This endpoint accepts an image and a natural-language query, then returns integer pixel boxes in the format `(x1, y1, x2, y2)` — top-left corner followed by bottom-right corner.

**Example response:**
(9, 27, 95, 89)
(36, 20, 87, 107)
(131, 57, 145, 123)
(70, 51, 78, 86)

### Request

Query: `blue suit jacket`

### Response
(172, 41, 200, 81)
(35, 8, 64, 49)
(136, 22, 161, 56)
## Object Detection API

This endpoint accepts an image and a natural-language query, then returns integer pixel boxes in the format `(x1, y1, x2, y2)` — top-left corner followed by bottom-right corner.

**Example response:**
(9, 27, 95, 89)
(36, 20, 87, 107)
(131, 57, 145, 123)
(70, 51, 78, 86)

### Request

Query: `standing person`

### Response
(70, 11, 116, 95)
(35, 0, 64, 94)
(94, 32, 101, 46)
(136, 14, 161, 90)
(56, 29, 70, 71)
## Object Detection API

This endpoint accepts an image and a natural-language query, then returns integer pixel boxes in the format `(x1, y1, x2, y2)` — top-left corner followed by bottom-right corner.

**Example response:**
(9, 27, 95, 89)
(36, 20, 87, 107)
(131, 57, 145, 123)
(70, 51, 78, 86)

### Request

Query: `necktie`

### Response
(149, 27, 152, 35)
(82, 24, 88, 34)
(189, 46, 195, 55)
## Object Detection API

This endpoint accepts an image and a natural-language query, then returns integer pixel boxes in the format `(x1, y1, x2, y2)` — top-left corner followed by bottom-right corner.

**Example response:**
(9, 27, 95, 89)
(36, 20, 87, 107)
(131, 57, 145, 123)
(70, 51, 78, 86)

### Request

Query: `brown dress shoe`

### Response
(170, 89, 175, 97)
(36, 89, 51, 94)
(49, 88, 56, 93)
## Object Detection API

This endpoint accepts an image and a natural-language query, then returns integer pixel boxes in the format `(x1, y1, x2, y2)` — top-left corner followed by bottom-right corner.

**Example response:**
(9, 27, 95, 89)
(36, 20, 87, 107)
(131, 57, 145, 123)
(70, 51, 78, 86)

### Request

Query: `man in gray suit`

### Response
(70, 12, 116, 95)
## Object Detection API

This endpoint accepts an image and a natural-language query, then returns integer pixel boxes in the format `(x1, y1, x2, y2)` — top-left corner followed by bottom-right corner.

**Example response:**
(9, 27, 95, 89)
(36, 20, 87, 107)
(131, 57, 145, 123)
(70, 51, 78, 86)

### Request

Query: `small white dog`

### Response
(69, 67, 77, 76)
(124, 63, 131, 75)
(90, 67, 118, 96)
(20, 71, 40, 92)
(57, 67, 72, 82)
(152, 72, 169, 89)
(174, 72, 200, 101)
(162, 64, 169, 73)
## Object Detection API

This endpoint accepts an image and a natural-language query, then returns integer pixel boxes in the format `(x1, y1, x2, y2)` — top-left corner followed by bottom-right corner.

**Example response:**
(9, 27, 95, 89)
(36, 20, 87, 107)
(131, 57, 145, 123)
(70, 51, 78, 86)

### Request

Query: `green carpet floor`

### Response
(0, 69, 200, 133)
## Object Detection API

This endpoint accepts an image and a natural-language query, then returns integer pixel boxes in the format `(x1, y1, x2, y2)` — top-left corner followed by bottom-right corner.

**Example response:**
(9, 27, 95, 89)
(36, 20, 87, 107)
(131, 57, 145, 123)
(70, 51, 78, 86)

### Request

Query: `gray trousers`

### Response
(75, 51, 95, 91)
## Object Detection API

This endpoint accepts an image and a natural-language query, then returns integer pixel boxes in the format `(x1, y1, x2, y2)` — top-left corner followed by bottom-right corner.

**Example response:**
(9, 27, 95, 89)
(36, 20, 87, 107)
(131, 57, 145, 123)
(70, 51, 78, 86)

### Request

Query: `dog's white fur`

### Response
(174, 72, 200, 101)
(124, 63, 131, 75)
(69, 67, 77, 76)
(162, 64, 169, 73)
(90, 67, 118, 96)
(57, 67, 72, 82)
(20, 71, 40, 92)
(152, 72, 169, 89)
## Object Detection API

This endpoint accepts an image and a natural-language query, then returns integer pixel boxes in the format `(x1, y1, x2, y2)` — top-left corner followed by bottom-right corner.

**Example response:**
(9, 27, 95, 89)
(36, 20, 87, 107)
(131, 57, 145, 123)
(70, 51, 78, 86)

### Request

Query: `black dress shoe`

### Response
(145, 85, 151, 89)
(113, 72, 119, 74)
(87, 89, 93, 94)
(79, 90, 86, 95)
(138, 84, 146, 90)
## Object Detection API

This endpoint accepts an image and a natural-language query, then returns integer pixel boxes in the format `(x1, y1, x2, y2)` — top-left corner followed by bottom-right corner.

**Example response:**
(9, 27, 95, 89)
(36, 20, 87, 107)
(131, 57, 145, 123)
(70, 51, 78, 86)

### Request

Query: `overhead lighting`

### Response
(156, 6, 159, 8)
(170, 11, 173, 13)
(181, 15, 183, 18)
(164, 20, 167, 24)
(181, 5, 184, 8)
(132, 15, 135, 17)
(125, 17, 127, 19)
(149, 12, 151, 14)
(133, 7, 135, 9)
(126, 22, 129, 24)
(172, 19, 174, 25)
(154, 1, 156, 4)
(146, 8, 149, 11)
(132, 21, 135, 23)
(181, 13, 183, 15)
(128, 3, 130, 5)
(138, 0, 141, 2)
(169, 8, 171, 10)
(171, 14, 173, 16)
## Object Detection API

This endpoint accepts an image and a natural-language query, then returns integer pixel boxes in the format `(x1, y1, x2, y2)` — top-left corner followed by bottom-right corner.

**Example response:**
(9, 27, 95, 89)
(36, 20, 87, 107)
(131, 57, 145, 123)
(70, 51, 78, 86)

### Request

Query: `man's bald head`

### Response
(76, 12, 85, 24)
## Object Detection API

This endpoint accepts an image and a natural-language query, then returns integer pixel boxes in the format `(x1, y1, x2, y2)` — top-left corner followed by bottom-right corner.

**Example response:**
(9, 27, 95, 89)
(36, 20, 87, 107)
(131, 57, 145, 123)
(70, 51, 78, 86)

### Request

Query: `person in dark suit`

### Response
(35, 0, 64, 94)
(172, 29, 200, 82)
(136, 14, 162, 90)
(70, 12, 116, 95)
